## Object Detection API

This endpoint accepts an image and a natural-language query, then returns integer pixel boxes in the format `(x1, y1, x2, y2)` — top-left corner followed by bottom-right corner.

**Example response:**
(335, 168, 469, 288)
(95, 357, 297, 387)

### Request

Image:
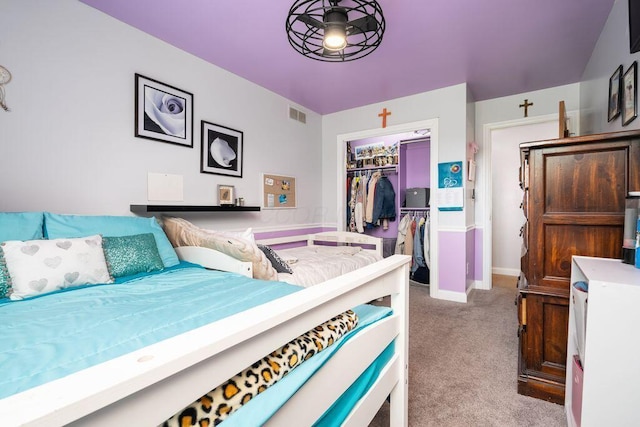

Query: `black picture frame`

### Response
(201, 121, 243, 178)
(608, 65, 623, 122)
(134, 74, 193, 147)
(622, 61, 638, 126)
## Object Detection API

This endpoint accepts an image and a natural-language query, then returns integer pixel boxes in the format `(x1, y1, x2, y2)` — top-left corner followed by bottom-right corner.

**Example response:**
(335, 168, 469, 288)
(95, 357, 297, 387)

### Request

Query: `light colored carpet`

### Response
(369, 276, 567, 426)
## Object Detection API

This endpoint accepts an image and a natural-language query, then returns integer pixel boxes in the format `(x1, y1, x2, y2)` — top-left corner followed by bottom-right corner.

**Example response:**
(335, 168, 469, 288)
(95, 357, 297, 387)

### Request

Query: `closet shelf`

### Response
(400, 207, 430, 211)
(347, 165, 397, 174)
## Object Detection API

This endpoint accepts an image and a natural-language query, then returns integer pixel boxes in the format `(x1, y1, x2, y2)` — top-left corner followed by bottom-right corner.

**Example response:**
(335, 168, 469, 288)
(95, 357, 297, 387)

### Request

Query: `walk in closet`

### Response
(345, 132, 431, 283)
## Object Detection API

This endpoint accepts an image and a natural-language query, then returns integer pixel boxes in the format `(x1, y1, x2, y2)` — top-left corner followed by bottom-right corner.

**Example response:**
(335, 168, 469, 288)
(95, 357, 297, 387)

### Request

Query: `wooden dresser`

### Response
(517, 130, 640, 404)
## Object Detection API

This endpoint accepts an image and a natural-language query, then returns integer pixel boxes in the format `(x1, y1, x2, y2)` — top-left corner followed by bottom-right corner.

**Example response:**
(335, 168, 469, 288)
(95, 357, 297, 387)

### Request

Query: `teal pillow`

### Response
(43, 213, 179, 268)
(0, 212, 44, 241)
(0, 212, 45, 297)
(0, 256, 8, 299)
(103, 233, 164, 278)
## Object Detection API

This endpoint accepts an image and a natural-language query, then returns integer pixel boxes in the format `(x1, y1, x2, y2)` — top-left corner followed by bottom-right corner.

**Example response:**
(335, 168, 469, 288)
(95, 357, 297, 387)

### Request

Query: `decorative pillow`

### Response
(0, 211, 44, 241)
(102, 233, 164, 278)
(1, 235, 113, 300)
(257, 244, 293, 274)
(162, 217, 278, 281)
(0, 212, 46, 298)
(43, 213, 179, 268)
(219, 228, 255, 244)
(0, 264, 9, 299)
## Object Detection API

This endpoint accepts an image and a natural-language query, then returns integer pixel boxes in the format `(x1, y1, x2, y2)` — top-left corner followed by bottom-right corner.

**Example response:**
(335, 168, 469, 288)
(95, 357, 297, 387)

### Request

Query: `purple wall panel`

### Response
(404, 143, 430, 189)
(466, 228, 475, 287)
(474, 228, 483, 281)
(438, 231, 466, 293)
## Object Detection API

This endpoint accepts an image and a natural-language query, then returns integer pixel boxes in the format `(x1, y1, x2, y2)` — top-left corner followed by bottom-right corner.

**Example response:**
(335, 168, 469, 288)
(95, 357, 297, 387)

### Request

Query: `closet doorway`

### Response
(336, 118, 440, 298)
(481, 111, 578, 289)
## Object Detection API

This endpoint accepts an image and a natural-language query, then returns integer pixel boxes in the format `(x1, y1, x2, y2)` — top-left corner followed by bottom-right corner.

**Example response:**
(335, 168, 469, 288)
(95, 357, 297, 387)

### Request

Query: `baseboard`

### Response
(433, 288, 468, 303)
(492, 267, 520, 276)
(468, 279, 485, 290)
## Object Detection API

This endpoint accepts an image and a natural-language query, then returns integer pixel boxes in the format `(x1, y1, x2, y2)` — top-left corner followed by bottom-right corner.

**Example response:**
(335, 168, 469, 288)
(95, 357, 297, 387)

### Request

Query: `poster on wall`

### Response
(437, 161, 464, 211)
(262, 173, 297, 209)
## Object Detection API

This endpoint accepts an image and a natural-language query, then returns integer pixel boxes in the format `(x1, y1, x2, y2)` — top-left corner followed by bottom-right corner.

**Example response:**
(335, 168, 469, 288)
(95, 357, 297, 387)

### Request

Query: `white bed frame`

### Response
(257, 230, 384, 258)
(0, 253, 410, 426)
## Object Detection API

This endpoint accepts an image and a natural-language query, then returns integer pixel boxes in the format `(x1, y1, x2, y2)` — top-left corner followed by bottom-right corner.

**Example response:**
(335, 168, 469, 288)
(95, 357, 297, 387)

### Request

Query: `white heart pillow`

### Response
(1, 234, 113, 300)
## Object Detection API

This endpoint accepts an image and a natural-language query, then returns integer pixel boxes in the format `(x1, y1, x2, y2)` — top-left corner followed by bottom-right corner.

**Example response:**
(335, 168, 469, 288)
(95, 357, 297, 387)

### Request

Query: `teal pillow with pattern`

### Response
(102, 233, 164, 278)
(0, 258, 8, 299)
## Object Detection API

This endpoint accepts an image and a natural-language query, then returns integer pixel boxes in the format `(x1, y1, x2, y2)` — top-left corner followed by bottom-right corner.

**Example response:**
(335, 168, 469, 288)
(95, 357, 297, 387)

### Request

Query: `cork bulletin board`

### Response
(262, 173, 297, 209)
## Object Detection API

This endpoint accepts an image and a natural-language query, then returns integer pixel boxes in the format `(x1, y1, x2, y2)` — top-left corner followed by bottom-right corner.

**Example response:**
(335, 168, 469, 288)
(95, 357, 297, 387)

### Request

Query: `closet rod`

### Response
(399, 136, 430, 145)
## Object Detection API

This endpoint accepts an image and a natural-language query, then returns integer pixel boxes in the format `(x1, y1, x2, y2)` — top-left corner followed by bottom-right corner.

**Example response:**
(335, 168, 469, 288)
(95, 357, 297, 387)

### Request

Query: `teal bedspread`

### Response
(0, 262, 301, 400)
(0, 262, 393, 426)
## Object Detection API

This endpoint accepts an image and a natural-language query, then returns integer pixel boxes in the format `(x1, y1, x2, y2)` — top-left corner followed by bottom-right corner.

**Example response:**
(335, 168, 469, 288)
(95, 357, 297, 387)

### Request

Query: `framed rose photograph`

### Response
(135, 74, 193, 147)
(608, 65, 622, 122)
(201, 121, 243, 178)
(218, 184, 235, 206)
(622, 61, 638, 126)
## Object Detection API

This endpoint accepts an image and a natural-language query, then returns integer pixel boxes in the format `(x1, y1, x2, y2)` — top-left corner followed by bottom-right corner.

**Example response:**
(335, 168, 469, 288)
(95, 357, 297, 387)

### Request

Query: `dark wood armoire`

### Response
(517, 130, 640, 404)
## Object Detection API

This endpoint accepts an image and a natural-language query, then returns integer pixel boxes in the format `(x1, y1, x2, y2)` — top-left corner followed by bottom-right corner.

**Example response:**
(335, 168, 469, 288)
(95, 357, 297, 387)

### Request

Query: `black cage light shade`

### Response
(286, 0, 385, 62)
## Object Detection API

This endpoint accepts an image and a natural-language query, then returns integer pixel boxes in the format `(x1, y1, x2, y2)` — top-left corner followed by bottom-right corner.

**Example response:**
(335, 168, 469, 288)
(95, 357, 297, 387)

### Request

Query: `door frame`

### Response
(480, 112, 579, 290)
(336, 118, 440, 298)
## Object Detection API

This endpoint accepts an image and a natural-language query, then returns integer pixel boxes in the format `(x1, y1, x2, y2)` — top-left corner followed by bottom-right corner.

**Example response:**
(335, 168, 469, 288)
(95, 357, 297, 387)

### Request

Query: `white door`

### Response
(490, 121, 557, 276)
(482, 112, 579, 290)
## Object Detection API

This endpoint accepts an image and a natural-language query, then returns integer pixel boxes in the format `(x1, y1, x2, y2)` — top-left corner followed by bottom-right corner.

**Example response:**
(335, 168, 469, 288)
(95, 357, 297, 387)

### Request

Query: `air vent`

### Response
(288, 105, 306, 124)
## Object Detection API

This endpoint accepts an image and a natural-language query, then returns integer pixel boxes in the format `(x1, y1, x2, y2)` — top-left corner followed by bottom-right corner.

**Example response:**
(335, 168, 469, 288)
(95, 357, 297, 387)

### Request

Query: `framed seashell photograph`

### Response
(201, 120, 243, 178)
(134, 73, 193, 147)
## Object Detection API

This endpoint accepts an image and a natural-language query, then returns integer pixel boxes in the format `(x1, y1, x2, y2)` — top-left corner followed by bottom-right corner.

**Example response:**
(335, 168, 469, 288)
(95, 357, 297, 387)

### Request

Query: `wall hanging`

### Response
(134, 73, 193, 147)
(201, 121, 244, 178)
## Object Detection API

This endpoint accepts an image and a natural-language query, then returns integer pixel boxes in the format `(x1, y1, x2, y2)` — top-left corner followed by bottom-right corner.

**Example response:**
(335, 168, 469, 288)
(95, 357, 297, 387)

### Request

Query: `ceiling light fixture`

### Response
(286, 0, 385, 62)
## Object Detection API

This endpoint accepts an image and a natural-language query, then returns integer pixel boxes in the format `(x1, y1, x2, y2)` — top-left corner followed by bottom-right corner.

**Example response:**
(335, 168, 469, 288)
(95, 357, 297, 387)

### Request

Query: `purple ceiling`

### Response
(79, 0, 614, 115)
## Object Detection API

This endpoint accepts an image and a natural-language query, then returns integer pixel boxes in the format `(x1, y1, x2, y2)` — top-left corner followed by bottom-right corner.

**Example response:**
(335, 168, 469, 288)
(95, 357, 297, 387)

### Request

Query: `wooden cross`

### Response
(519, 99, 533, 117)
(378, 107, 391, 128)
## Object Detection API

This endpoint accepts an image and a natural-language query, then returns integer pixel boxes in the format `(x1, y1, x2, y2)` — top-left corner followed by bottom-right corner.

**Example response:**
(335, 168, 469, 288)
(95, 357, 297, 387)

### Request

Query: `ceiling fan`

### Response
(286, 0, 385, 62)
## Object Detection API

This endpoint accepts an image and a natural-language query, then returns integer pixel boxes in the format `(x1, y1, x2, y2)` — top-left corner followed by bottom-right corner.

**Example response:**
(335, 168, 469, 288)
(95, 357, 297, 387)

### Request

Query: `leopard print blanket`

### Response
(162, 310, 358, 427)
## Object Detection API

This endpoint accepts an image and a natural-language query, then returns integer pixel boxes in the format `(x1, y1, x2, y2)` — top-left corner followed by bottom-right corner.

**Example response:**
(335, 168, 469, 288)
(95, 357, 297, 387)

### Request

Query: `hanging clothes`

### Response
(404, 217, 415, 267)
(411, 217, 427, 275)
(423, 213, 431, 269)
(354, 175, 366, 233)
(359, 173, 369, 228)
(348, 176, 359, 232)
(372, 175, 396, 229)
(395, 213, 412, 254)
(365, 171, 381, 224)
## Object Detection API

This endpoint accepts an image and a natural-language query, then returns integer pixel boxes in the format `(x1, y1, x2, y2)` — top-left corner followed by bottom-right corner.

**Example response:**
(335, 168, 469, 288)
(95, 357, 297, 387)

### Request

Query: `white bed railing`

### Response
(0, 255, 409, 427)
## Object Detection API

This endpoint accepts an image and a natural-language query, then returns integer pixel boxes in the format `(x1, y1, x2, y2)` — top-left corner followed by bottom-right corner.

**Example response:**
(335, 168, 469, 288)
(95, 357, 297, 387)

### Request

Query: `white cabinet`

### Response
(566, 256, 640, 427)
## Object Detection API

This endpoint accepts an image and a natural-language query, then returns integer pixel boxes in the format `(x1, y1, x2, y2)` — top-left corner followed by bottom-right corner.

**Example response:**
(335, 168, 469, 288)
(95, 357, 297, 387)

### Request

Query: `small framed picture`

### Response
(608, 65, 623, 122)
(201, 121, 243, 178)
(134, 74, 193, 147)
(622, 61, 638, 126)
(218, 184, 235, 206)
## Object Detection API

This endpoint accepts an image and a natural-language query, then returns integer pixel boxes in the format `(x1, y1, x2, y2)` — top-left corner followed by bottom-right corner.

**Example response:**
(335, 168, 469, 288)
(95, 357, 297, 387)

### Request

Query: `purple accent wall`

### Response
(474, 228, 483, 281)
(438, 231, 466, 293)
(466, 228, 475, 289)
(404, 143, 430, 189)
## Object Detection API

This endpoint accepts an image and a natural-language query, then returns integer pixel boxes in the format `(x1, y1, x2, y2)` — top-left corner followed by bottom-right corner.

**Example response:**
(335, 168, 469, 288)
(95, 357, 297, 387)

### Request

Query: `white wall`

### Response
(474, 83, 581, 226)
(581, 0, 640, 134)
(322, 83, 469, 230)
(0, 0, 322, 231)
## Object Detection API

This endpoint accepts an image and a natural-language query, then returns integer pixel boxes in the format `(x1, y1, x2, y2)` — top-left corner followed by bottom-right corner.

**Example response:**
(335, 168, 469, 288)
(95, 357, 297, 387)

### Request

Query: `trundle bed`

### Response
(0, 212, 410, 426)
(163, 216, 384, 287)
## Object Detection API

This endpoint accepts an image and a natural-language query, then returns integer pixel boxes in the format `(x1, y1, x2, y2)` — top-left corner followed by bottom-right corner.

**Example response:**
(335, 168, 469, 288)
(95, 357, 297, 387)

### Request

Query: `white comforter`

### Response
(274, 245, 382, 288)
